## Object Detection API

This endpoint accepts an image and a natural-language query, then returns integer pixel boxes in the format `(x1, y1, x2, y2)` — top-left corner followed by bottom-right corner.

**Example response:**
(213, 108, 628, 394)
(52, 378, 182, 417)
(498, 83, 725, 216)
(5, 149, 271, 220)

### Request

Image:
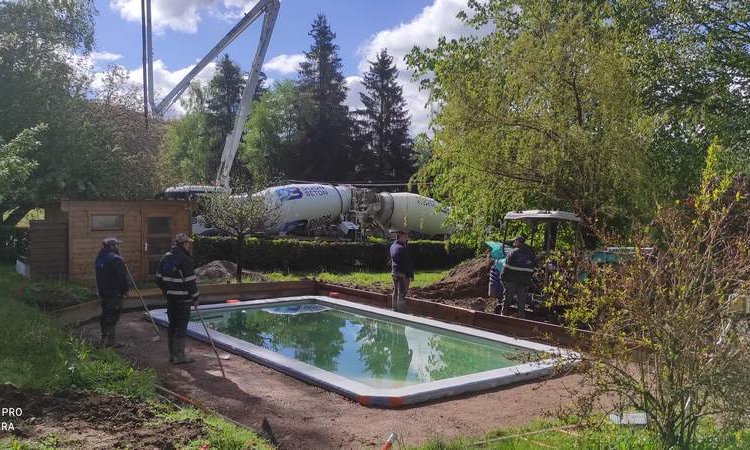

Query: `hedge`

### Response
(194, 237, 475, 272)
(0, 226, 29, 263)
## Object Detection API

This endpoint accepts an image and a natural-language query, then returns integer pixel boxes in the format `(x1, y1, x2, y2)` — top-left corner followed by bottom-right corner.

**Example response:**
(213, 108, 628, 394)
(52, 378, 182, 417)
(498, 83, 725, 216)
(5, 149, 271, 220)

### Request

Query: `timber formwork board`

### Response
(317, 282, 592, 350)
(55, 280, 317, 325)
(55, 279, 590, 349)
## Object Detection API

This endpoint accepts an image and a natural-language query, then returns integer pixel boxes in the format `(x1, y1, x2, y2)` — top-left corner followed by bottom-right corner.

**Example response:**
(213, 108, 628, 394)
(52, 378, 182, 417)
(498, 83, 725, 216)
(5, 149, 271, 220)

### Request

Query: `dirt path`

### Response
(82, 313, 582, 450)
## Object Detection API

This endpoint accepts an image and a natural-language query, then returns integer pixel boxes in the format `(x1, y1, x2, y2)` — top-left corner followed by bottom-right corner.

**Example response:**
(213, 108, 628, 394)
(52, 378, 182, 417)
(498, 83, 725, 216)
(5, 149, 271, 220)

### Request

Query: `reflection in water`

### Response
(356, 320, 413, 380)
(198, 303, 531, 388)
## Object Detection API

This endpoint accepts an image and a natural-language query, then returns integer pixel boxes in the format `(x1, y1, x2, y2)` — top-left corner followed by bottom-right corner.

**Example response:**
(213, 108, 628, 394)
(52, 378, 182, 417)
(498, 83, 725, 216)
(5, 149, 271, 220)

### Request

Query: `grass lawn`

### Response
(0, 265, 273, 449)
(407, 418, 750, 450)
(0, 266, 154, 395)
(262, 270, 448, 289)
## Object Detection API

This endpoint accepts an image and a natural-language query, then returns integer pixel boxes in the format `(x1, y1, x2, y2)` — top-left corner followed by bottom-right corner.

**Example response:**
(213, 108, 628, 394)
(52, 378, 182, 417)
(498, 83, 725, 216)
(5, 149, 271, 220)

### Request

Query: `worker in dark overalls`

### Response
(390, 230, 414, 313)
(156, 233, 200, 364)
(500, 236, 537, 318)
(95, 237, 129, 347)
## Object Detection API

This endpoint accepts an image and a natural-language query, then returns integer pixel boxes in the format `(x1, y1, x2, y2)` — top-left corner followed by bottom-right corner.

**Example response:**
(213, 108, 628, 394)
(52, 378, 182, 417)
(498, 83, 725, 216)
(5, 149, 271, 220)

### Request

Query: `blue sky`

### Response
(88, 0, 476, 133)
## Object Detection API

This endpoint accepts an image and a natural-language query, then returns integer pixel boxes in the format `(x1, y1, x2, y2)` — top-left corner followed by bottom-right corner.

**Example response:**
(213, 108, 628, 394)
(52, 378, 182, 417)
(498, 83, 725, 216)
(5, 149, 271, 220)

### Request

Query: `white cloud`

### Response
(355, 0, 479, 135)
(263, 53, 305, 75)
(344, 75, 365, 111)
(110, 0, 209, 33)
(109, 0, 259, 34)
(91, 51, 123, 62)
(221, 0, 258, 11)
(91, 59, 217, 116)
(144, 60, 218, 115)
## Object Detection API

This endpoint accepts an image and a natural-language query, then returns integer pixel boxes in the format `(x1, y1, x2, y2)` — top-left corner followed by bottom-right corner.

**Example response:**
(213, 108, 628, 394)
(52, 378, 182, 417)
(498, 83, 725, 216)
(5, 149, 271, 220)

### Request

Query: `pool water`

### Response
(195, 302, 534, 389)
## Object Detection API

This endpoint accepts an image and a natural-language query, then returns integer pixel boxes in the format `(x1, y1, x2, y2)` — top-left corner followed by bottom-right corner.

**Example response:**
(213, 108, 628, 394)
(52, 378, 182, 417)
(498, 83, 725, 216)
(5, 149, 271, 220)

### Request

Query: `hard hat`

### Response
(102, 237, 122, 247)
(174, 233, 194, 244)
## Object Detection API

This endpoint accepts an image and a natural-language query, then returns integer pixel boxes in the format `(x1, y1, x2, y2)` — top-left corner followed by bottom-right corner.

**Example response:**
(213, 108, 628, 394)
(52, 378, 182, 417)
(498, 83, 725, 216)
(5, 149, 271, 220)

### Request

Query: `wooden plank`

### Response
(316, 283, 391, 307)
(30, 263, 67, 270)
(317, 282, 591, 349)
(474, 311, 592, 349)
(29, 250, 67, 257)
(29, 233, 66, 237)
(30, 243, 67, 248)
(29, 230, 67, 236)
(30, 224, 67, 230)
(134, 280, 318, 300)
(408, 298, 476, 326)
(316, 283, 388, 300)
(29, 238, 67, 244)
(30, 247, 67, 254)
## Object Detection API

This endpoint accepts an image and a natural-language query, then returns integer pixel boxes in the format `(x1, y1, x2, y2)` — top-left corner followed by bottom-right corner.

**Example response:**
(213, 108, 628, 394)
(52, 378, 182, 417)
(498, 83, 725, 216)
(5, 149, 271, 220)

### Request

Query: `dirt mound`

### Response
(412, 255, 493, 299)
(0, 385, 205, 449)
(196, 260, 268, 282)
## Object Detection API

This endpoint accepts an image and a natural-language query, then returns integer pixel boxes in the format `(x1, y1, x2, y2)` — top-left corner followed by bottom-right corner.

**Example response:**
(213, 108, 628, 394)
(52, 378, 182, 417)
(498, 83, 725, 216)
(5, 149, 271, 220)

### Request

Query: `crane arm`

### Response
(149, 0, 279, 117)
(215, 0, 279, 187)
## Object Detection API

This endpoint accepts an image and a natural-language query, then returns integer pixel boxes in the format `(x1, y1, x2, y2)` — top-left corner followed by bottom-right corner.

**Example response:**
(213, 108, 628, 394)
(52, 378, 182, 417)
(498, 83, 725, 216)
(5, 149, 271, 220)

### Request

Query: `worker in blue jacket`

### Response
(499, 236, 537, 318)
(486, 241, 505, 302)
(95, 237, 129, 347)
(390, 230, 414, 313)
(156, 233, 200, 364)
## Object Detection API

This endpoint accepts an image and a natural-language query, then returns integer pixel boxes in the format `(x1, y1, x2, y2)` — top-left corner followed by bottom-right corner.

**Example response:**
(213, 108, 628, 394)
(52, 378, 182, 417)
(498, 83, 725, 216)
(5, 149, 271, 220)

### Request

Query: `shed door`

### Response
(144, 216, 172, 276)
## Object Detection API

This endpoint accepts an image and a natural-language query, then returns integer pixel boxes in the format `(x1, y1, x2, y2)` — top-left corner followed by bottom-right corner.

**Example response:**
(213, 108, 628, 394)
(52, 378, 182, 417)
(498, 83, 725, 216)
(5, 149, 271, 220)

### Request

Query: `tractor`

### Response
(486, 210, 583, 319)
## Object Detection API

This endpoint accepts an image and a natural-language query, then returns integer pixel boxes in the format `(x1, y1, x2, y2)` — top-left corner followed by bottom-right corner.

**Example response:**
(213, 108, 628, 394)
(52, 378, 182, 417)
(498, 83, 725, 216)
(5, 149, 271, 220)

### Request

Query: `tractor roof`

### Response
(504, 210, 581, 223)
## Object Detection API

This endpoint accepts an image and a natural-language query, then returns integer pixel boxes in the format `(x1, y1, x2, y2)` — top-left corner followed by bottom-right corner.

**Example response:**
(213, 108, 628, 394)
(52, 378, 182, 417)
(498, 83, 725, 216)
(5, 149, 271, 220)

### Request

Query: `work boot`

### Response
(168, 335, 175, 363)
(100, 321, 108, 347)
(104, 326, 123, 348)
(171, 336, 194, 364)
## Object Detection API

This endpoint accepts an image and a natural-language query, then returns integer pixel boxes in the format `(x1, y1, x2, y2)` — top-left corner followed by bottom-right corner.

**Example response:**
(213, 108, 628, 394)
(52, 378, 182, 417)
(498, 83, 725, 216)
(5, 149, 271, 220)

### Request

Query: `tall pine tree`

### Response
(205, 54, 266, 188)
(357, 49, 414, 181)
(293, 14, 352, 181)
(207, 54, 244, 137)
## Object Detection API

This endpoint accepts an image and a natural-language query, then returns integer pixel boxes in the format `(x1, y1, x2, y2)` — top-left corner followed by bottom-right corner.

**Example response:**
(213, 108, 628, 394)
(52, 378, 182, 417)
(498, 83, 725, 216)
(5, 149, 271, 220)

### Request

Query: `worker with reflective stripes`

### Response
(156, 233, 200, 364)
(499, 235, 537, 318)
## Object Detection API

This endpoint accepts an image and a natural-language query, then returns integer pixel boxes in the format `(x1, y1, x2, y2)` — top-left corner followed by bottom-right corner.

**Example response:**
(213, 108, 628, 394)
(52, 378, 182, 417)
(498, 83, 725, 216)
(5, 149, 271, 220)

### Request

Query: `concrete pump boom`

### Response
(215, 0, 279, 188)
(142, 0, 280, 188)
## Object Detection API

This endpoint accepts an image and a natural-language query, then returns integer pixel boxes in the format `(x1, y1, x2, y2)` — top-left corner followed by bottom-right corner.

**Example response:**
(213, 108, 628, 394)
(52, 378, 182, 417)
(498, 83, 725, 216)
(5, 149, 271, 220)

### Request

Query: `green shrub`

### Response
(0, 226, 28, 262)
(194, 237, 475, 272)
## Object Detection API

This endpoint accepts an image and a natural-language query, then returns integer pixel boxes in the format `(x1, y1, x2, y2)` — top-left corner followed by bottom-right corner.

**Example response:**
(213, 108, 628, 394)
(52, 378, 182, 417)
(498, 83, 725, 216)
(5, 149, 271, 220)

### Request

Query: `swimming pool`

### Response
(149, 296, 575, 407)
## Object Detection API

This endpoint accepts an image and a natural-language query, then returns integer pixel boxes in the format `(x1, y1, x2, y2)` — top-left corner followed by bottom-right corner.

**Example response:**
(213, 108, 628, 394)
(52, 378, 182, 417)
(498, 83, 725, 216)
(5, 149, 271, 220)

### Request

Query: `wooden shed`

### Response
(24, 199, 193, 282)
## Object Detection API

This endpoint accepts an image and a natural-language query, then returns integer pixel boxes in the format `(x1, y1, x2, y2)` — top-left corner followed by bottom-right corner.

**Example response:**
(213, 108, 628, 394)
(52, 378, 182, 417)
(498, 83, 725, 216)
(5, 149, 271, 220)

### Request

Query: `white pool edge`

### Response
(149, 296, 579, 407)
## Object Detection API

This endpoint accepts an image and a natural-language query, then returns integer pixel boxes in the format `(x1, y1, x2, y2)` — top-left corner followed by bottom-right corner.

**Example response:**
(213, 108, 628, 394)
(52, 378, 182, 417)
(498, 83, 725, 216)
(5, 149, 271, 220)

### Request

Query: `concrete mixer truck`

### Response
(257, 183, 452, 238)
(164, 183, 453, 239)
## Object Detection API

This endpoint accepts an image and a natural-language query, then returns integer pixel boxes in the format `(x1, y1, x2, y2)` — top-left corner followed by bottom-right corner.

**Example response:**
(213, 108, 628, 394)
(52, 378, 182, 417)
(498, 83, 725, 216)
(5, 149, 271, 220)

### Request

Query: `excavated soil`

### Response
(0, 385, 205, 449)
(78, 313, 583, 450)
(411, 255, 493, 300)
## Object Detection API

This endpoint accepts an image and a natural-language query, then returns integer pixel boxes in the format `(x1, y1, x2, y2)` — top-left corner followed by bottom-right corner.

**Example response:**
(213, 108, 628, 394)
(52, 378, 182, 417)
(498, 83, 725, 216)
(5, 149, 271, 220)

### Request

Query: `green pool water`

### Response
(195, 302, 534, 389)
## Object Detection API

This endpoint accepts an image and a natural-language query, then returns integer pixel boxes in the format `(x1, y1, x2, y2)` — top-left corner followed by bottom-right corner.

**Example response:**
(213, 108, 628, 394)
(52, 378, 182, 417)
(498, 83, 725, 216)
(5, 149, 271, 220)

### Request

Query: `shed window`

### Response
(91, 214, 124, 231)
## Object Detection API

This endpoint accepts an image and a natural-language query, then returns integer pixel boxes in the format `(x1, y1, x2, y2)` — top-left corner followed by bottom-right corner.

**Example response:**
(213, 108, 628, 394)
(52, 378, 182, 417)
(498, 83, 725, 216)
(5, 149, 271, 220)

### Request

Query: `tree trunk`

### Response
(581, 224, 599, 250)
(236, 235, 244, 282)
